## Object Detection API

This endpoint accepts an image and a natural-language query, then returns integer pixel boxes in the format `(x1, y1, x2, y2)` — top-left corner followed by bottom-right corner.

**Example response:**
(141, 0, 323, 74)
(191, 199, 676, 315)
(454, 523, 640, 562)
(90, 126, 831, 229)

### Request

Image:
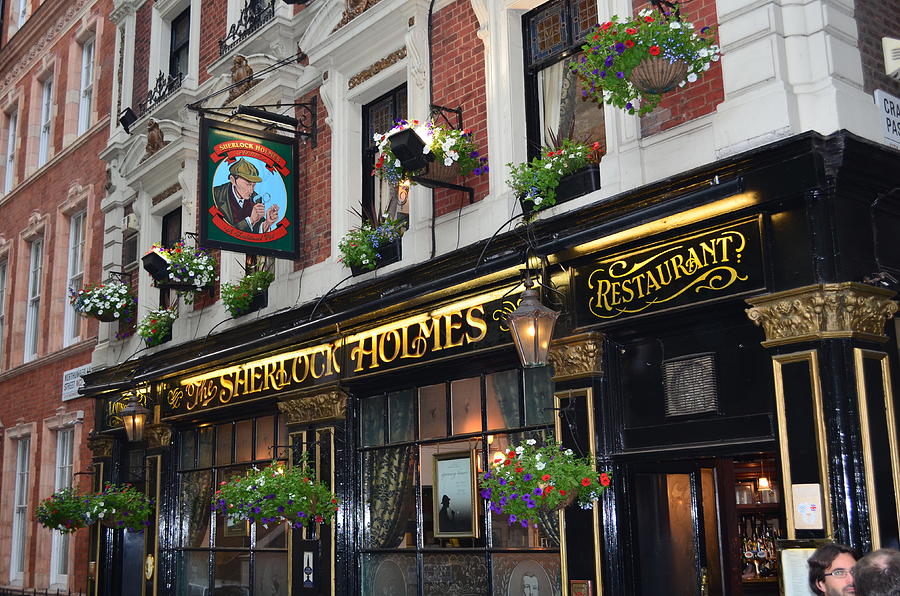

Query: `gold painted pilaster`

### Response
(745, 283, 897, 347)
(88, 433, 115, 460)
(278, 389, 348, 425)
(548, 333, 604, 381)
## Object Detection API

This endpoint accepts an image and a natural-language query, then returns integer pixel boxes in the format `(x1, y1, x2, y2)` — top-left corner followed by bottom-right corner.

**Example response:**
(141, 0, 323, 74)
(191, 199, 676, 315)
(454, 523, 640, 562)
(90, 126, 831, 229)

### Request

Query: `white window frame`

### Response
(4, 110, 16, 194)
(49, 428, 74, 586)
(64, 212, 86, 346)
(38, 79, 53, 166)
(10, 437, 30, 583)
(16, 0, 27, 27)
(77, 39, 95, 135)
(24, 237, 42, 361)
(0, 259, 6, 365)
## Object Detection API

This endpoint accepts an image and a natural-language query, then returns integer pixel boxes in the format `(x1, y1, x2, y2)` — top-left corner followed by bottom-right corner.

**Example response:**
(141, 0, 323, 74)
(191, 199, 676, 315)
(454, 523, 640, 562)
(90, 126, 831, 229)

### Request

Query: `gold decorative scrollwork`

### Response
(491, 298, 520, 332)
(278, 390, 348, 425)
(745, 282, 898, 347)
(547, 333, 605, 381)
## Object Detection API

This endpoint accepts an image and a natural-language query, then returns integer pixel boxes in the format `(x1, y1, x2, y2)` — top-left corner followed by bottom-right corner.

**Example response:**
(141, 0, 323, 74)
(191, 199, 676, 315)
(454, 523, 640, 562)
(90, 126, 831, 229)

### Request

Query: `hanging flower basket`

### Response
(570, 8, 720, 115)
(138, 307, 178, 347)
(507, 139, 603, 216)
(36, 488, 94, 534)
(421, 160, 461, 184)
(221, 269, 275, 318)
(143, 240, 218, 302)
(338, 215, 405, 274)
(88, 483, 154, 532)
(69, 280, 137, 322)
(479, 439, 611, 529)
(211, 459, 339, 530)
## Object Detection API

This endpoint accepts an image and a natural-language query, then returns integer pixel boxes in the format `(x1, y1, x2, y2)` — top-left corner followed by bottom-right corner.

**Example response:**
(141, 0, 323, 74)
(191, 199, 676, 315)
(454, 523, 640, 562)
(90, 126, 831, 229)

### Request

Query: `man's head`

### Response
(228, 158, 262, 200)
(853, 548, 900, 596)
(809, 543, 860, 596)
(521, 573, 539, 596)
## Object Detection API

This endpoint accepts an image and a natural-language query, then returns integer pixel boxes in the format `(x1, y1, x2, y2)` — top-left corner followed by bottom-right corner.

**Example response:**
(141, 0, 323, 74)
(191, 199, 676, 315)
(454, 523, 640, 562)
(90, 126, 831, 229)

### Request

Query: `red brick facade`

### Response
(295, 89, 332, 271)
(856, 0, 900, 97)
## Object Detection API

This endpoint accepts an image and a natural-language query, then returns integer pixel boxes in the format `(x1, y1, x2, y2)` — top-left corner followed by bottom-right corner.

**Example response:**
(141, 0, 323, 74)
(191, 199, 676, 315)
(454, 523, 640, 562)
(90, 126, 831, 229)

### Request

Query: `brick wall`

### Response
(638, 0, 724, 135)
(294, 89, 332, 270)
(132, 0, 153, 108)
(198, 0, 227, 84)
(856, 0, 900, 96)
(430, 0, 490, 217)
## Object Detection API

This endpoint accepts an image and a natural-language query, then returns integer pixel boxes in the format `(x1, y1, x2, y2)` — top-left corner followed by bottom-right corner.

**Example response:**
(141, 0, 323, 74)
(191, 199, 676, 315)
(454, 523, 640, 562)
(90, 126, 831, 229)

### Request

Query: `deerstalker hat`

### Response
(228, 158, 262, 183)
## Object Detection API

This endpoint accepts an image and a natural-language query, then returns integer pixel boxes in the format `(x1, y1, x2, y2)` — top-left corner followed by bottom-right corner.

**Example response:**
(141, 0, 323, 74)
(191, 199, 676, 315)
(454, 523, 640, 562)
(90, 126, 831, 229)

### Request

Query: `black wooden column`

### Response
(746, 282, 899, 551)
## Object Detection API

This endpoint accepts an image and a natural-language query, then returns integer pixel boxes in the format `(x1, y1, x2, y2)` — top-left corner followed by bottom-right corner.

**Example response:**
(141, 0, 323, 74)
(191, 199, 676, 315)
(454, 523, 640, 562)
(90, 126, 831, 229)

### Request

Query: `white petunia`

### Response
(526, 439, 537, 445)
(687, 73, 698, 83)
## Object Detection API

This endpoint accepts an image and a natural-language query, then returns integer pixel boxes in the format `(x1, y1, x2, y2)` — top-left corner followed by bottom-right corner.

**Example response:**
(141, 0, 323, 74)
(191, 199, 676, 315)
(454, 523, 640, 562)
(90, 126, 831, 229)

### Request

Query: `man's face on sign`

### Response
(230, 175, 256, 200)
(522, 574, 539, 596)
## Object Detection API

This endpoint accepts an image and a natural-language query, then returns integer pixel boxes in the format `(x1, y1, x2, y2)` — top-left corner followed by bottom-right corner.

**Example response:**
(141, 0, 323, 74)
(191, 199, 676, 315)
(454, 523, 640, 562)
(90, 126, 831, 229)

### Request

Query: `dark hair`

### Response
(854, 548, 900, 596)
(808, 543, 859, 596)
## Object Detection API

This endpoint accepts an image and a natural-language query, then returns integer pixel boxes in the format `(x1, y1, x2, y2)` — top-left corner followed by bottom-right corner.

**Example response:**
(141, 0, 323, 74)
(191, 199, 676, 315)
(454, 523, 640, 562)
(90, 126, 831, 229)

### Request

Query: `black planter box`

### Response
(233, 289, 268, 317)
(519, 164, 601, 214)
(142, 252, 169, 280)
(350, 239, 402, 276)
(144, 328, 172, 348)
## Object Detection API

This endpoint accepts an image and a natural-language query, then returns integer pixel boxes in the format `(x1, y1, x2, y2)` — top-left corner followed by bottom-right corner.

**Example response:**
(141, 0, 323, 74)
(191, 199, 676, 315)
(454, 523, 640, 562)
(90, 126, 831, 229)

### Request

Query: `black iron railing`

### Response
(138, 71, 185, 117)
(219, 0, 276, 56)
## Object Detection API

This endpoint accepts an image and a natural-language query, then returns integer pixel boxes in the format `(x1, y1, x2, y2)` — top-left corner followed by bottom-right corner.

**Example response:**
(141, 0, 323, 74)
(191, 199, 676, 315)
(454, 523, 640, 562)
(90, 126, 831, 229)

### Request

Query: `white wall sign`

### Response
(874, 89, 900, 148)
(62, 364, 92, 401)
(792, 483, 824, 530)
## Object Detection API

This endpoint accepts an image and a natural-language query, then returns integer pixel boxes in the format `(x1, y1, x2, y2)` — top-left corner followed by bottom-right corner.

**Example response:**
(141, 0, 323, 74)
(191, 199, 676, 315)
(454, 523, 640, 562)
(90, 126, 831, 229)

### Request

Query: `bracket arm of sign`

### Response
(189, 99, 318, 148)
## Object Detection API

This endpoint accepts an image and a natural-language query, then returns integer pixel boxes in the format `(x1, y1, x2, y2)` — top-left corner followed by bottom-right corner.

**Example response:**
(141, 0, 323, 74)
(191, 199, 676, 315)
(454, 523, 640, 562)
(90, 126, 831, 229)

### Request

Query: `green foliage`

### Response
(137, 307, 178, 346)
(88, 483, 154, 532)
(570, 8, 720, 115)
(35, 488, 93, 534)
(337, 216, 405, 271)
(479, 440, 611, 528)
(506, 139, 602, 214)
(68, 280, 136, 321)
(211, 459, 339, 529)
(221, 269, 275, 317)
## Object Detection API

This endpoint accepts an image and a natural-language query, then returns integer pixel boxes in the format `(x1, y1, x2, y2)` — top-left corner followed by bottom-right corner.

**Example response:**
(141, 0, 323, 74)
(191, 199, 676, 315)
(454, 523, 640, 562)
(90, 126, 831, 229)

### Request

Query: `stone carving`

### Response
(226, 55, 259, 104)
(745, 283, 899, 347)
(145, 119, 166, 156)
(21, 210, 46, 241)
(278, 390, 348, 425)
(547, 332, 605, 381)
(145, 423, 173, 450)
(152, 183, 181, 206)
(405, 27, 427, 89)
(348, 48, 407, 90)
(88, 433, 115, 459)
(333, 0, 383, 30)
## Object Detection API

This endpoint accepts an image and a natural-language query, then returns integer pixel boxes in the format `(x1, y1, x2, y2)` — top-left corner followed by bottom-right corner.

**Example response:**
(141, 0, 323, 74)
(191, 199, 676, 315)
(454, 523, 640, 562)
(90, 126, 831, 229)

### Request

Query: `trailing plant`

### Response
(372, 119, 488, 184)
(506, 139, 603, 214)
(68, 280, 137, 321)
(87, 483, 154, 532)
(35, 488, 93, 534)
(337, 213, 405, 272)
(137, 306, 178, 346)
(221, 268, 275, 317)
(479, 439, 611, 528)
(570, 7, 720, 115)
(146, 240, 218, 302)
(211, 459, 339, 529)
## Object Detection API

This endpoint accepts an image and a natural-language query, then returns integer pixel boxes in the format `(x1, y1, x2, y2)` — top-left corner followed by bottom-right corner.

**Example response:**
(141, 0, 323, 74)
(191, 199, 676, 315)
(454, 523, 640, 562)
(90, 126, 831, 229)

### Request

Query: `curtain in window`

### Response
(363, 446, 414, 549)
(181, 470, 212, 548)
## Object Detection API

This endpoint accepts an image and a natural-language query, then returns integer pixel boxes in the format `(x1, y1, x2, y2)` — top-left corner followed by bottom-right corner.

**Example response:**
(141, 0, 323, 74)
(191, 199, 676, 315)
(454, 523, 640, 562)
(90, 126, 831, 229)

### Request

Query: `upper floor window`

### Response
(523, 0, 603, 156)
(4, 110, 17, 194)
(25, 237, 43, 361)
(10, 436, 30, 583)
(50, 428, 74, 585)
(170, 8, 191, 80)
(38, 79, 53, 167)
(78, 39, 95, 135)
(0, 260, 7, 366)
(64, 211, 86, 346)
(362, 85, 408, 224)
(159, 208, 181, 308)
(16, 0, 27, 27)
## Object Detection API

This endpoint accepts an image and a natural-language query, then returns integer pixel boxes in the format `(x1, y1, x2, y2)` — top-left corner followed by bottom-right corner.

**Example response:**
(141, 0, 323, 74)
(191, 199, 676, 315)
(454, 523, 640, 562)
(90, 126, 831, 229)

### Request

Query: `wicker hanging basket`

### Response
(421, 161, 461, 184)
(550, 491, 577, 512)
(629, 57, 689, 95)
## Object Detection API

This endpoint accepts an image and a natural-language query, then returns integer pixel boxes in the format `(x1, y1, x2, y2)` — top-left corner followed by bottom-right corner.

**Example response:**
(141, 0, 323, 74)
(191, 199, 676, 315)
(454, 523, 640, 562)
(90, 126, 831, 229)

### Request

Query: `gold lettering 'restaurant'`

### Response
(587, 228, 749, 319)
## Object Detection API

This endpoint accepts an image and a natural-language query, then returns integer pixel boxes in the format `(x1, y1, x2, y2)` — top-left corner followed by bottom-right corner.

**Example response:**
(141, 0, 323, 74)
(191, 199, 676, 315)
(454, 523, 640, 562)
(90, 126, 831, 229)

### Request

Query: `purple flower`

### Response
(625, 102, 633, 110)
(520, 519, 529, 528)
(604, 55, 614, 67)
(615, 42, 626, 54)
(277, 506, 285, 513)
(523, 473, 533, 482)
(701, 26, 710, 33)
(480, 488, 492, 499)
(510, 493, 519, 500)
(499, 497, 507, 506)
(616, 71, 625, 79)
(483, 471, 491, 479)
(581, 90, 588, 97)
(509, 514, 518, 524)
(498, 478, 507, 486)
(527, 501, 536, 509)
(533, 487, 543, 496)
(469, 150, 480, 158)
(252, 506, 261, 514)
(600, 71, 607, 79)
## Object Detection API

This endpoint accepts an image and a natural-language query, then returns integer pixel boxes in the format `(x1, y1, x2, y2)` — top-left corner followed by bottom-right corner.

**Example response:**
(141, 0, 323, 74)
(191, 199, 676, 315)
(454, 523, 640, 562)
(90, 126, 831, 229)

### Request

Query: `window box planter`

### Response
(144, 328, 172, 348)
(349, 238, 402, 276)
(518, 164, 601, 214)
(233, 289, 268, 317)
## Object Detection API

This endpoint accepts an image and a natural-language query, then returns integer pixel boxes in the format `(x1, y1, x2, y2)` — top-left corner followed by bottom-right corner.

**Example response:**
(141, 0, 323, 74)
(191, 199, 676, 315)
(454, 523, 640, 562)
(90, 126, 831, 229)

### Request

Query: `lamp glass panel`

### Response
(524, 367, 554, 426)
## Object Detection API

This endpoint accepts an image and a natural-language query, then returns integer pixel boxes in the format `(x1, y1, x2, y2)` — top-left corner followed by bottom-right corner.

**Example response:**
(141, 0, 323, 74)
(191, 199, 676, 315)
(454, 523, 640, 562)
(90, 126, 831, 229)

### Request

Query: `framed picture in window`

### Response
(432, 450, 478, 538)
(224, 518, 248, 537)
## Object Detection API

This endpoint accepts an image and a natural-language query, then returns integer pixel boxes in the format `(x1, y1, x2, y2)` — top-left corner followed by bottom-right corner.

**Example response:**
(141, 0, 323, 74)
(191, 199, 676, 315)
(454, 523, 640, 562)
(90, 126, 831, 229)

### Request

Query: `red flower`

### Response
(559, 490, 567, 496)
(599, 473, 611, 487)
(649, 45, 661, 56)
(624, 40, 634, 48)
(581, 477, 592, 487)
(515, 467, 523, 473)
(600, 22, 611, 30)
(504, 460, 512, 466)
(543, 486, 554, 495)
(592, 34, 599, 41)
(592, 142, 602, 151)
(626, 28, 637, 34)
(645, 16, 654, 22)
(541, 474, 551, 482)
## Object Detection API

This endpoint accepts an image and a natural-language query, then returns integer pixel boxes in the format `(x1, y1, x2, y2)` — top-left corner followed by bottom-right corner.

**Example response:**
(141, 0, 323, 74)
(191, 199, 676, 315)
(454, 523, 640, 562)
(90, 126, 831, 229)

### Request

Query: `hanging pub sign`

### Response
(574, 216, 765, 323)
(199, 118, 299, 258)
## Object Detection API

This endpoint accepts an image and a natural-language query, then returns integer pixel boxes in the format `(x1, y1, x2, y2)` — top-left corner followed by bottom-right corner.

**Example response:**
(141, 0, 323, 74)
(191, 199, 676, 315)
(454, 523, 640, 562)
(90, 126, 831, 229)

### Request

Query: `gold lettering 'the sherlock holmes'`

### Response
(588, 229, 748, 319)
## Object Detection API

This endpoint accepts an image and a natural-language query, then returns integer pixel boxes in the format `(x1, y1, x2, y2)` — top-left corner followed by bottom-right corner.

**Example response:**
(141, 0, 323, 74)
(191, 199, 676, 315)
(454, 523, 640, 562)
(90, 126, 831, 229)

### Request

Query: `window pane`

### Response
(276, 414, 288, 459)
(388, 389, 415, 444)
(451, 377, 481, 435)
(486, 370, 521, 431)
(179, 429, 196, 469)
(235, 419, 253, 462)
(253, 552, 288, 595)
(361, 395, 386, 447)
(179, 470, 212, 548)
(420, 441, 483, 548)
(197, 426, 213, 468)
(176, 550, 209, 596)
(256, 517, 286, 549)
(213, 550, 250, 594)
(524, 367, 554, 426)
(216, 423, 232, 465)
(362, 553, 417, 595)
(491, 552, 562, 595)
(255, 415, 274, 461)
(214, 466, 250, 549)
(362, 447, 416, 549)
(418, 384, 447, 439)
(422, 554, 488, 596)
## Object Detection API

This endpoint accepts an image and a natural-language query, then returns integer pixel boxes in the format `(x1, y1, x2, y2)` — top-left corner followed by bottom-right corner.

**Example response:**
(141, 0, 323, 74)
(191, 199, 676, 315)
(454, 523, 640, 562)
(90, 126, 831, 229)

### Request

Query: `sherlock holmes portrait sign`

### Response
(575, 217, 764, 323)
(199, 118, 298, 258)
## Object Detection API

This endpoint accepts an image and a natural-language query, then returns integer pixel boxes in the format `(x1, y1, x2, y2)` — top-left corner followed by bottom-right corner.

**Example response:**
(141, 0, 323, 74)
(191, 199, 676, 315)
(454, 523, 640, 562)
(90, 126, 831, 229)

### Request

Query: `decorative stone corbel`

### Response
(547, 332, 605, 381)
(145, 423, 173, 450)
(745, 282, 898, 347)
(88, 433, 116, 459)
(278, 389, 348, 425)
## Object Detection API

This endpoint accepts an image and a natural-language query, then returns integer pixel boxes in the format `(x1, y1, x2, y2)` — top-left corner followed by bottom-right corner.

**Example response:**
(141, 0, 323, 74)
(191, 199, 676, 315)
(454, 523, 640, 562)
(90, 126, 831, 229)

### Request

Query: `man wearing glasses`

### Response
(809, 543, 860, 596)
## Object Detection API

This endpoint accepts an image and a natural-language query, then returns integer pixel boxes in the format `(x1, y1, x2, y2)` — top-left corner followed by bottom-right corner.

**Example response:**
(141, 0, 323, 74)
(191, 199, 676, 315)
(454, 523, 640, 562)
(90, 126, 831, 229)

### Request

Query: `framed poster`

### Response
(199, 117, 299, 259)
(432, 450, 478, 538)
(776, 539, 831, 596)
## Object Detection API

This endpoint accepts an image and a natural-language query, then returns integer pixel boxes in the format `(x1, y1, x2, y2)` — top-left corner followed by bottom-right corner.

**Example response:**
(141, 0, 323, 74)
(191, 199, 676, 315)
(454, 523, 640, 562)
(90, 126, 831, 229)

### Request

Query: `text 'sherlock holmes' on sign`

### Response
(576, 217, 764, 322)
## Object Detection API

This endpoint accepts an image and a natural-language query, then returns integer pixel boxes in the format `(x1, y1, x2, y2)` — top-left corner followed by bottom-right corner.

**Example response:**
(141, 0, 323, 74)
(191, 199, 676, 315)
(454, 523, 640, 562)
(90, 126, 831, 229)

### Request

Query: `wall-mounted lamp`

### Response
(118, 108, 138, 134)
(507, 275, 560, 368)
(120, 394, 151, 442)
